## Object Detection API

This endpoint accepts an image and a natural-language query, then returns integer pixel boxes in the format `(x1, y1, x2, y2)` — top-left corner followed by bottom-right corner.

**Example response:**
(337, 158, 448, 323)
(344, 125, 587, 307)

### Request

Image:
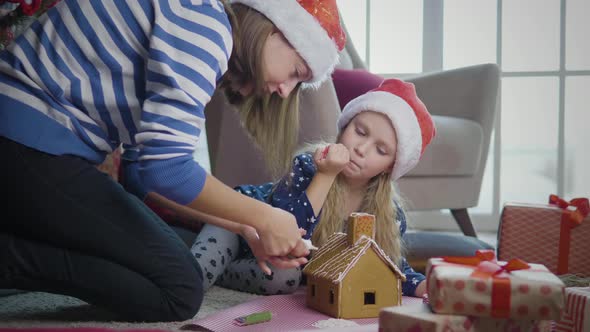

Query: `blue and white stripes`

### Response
(0, 0, 232, 204)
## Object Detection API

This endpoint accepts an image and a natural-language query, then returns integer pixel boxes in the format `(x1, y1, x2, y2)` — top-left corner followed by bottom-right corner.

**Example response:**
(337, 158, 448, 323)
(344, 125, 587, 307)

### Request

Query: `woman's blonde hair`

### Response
(292, 141, 405, 265)
(220, 2, 301, 176)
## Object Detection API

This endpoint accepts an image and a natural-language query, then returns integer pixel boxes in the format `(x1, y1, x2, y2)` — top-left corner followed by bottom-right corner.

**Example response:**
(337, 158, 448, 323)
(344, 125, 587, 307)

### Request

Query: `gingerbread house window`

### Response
(329, 289, 334, 304)
(364, 291, 376, 305)
(311, 284, 316, 297)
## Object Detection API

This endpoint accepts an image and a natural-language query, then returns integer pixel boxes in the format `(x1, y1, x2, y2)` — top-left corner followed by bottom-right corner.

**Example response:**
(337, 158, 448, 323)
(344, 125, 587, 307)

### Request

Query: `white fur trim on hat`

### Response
(337, 91, 422, 180)
(231, 0, 340, 88)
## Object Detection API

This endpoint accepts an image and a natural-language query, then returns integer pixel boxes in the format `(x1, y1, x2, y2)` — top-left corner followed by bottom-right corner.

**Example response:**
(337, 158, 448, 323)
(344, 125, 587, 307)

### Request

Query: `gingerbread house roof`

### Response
(302, 232, 406, 284)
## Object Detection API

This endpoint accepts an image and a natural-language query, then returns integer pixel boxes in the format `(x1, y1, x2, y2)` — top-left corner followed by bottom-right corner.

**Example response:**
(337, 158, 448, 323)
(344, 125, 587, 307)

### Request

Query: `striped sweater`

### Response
(0, 0, 232, 204)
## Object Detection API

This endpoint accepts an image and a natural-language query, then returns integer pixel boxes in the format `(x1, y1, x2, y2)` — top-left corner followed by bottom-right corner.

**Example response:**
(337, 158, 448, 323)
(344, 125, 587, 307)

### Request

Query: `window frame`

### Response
(339, 0, 590, 232)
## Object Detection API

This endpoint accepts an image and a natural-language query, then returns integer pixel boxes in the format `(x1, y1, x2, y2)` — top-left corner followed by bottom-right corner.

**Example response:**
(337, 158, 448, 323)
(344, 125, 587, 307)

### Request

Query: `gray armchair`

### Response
(336, 33, 500, 238)
(205, 27, 500, 239)
(397, 65, 499, 237)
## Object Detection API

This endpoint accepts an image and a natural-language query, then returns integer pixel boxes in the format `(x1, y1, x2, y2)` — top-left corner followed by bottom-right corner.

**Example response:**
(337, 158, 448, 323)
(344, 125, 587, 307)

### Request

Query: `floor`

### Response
(0, 232, 498, 330)
(0, 286, 260, 330)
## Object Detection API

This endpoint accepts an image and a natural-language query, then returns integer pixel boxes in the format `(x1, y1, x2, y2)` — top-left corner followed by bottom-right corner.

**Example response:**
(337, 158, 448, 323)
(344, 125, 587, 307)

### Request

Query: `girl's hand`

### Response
(414, 280, 427, 297)
(314, 144, 350, 176)
(257, 207, 310, 258)
(241, 225, 308, 275)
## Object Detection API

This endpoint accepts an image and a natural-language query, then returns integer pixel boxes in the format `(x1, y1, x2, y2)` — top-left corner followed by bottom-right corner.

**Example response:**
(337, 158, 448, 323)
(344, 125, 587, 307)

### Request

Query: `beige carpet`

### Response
(0, 286, 260, 331)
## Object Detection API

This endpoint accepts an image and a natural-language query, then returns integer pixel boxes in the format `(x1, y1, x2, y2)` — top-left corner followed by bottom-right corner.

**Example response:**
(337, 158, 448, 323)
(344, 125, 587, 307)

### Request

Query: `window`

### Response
(337, 0, 590, 232)
(329, 289, 334, 304)
(338, 0, 423, 74)
(443, 0, 497, 70)
(311, 284, 316, 297)
(566, 0, 590, 70)
(564, 76, 590, 197)
(502, 0, 560, 72)
(364, 291, 376, 305)
(500, 77, 559, 204)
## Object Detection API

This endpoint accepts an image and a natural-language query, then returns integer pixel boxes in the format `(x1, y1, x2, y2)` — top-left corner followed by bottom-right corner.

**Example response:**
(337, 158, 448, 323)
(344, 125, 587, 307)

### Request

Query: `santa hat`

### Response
(231, 0, 346, 88)
(337, 79, 436, 181)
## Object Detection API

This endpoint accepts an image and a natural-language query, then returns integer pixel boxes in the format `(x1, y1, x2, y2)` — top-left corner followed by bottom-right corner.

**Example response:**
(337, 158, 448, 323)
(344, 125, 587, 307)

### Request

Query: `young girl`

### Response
(0, 0, 345, 321)
(193, 78, 436, 297)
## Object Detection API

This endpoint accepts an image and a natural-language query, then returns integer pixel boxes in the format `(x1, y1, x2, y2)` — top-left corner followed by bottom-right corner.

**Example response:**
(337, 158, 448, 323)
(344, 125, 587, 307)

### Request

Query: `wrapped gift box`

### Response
(378, 303, 551, 332)
(426, 250, 564, 320)
(554, 287, 590, 332)
(498, 195, 590, 276)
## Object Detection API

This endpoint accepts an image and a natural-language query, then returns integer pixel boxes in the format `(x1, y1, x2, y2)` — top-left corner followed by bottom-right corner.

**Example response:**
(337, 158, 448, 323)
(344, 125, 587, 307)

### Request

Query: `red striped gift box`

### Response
(554, 287, 590, 332)
(498, 195, 590, 276)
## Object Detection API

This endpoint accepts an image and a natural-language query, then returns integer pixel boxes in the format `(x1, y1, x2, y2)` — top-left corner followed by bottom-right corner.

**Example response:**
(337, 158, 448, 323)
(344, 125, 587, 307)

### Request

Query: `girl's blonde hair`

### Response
(293, 141, 405, 265)
(220, 2, 301, 176)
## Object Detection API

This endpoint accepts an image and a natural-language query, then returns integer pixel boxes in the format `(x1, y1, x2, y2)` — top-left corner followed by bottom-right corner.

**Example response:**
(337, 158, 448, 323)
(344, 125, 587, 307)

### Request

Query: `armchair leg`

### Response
(450, 209, 477, 237)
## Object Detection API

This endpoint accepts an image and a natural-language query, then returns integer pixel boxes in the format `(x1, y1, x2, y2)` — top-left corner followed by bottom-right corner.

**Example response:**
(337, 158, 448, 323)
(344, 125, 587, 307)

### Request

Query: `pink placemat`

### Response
(0, 329, 168, 332)
(189, 289, 423, 332)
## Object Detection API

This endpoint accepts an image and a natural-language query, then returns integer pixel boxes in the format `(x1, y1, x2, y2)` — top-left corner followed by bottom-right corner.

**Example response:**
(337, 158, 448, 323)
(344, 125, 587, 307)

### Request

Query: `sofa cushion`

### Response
(407, 116, 483, 177)
(331, 68, 384, 110)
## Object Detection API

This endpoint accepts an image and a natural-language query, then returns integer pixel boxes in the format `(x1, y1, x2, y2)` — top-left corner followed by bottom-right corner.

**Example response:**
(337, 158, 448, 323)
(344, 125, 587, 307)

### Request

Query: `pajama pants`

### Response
(0, 137, 203, 322)
(190, 224, 303, 295)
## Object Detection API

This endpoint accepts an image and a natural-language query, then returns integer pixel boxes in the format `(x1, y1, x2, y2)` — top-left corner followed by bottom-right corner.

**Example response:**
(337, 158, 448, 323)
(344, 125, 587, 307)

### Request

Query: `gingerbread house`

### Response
(302, 213, 406, 319)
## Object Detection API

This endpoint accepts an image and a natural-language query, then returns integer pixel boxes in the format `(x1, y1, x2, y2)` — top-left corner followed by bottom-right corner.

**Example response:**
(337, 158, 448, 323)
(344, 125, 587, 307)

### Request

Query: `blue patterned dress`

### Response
(235, 153, 426, 296)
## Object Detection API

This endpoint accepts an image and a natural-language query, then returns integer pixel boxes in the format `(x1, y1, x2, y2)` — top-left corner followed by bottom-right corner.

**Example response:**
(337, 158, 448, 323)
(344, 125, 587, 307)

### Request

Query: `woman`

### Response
(0, 0, 345, 321)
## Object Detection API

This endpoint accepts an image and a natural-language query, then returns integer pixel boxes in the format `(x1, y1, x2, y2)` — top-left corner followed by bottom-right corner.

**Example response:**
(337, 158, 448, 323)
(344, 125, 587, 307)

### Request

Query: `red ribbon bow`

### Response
(5, 0, 60, 16)
(549, 194, 590, 274)
(443, 249, 529, 270)
(441, 250, 530, 318)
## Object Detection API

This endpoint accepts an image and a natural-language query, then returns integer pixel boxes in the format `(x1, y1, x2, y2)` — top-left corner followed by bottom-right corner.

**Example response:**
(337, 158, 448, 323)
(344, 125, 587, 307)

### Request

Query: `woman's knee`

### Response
(155, 258, 205, 322)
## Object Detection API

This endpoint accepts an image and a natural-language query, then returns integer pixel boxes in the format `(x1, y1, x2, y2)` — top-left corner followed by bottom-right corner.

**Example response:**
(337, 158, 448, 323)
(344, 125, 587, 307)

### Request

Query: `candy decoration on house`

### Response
(0, 0, 60, 49)
(302, 212, 406, 319)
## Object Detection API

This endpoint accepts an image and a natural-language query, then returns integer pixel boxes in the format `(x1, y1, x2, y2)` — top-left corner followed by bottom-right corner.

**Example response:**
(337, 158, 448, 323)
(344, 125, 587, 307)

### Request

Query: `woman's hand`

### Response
(314, 144, 350, 176)
(257, 207, 310, 258)
(240, 224, 308, 275)
(189, 174, 308, 258)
